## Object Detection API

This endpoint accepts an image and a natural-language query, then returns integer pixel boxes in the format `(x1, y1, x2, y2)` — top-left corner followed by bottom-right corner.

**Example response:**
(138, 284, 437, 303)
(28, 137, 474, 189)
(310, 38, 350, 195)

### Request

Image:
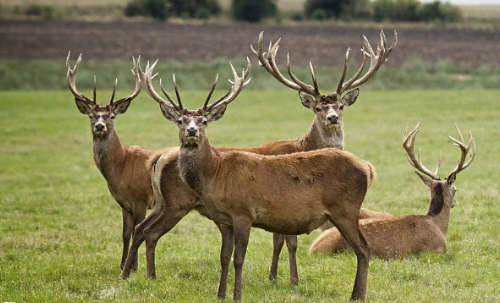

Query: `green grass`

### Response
(3, 58, 500, 91)
(1, 89, 499, 302)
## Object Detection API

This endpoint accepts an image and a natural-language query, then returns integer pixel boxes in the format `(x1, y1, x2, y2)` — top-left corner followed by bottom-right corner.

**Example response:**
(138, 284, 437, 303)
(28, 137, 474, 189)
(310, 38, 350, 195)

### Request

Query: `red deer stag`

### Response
(67, 53, 158, 272)
(310, 121, 475, 258)
(251, 30, 397, 279)
(147, 61, 375, 301)
(119, 30, 396, 287)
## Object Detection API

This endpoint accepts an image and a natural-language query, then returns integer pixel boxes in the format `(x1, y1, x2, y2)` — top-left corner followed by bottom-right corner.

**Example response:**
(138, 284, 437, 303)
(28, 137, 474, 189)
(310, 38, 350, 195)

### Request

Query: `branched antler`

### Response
(250, 31, 397, 97)
(66, 52, 141, 106)
(337, 30, 398, 94)
(142, 57, 251, 114)
(447, 123, 475, 177)
(66, 52, 96, 105)
(250, 32, 319, 97)
(403, 120, 441, 180)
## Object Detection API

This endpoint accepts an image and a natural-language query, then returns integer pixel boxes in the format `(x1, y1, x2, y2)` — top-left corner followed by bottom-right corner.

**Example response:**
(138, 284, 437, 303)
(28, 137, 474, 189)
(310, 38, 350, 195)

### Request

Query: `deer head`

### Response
(139, 57, 251, 147)
(403, 121, 475, 213)
(66, 52, 142, 138)
(251, 31, 397, 129)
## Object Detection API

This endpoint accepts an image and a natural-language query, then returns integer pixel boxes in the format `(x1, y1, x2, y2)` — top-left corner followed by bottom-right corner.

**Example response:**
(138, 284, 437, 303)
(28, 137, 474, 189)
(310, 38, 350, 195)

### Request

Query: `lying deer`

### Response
(147, 60, 375, 301)
(119, 31, 396, 287)
(310, 121, 475, 258)
(67, 53, 158, 271)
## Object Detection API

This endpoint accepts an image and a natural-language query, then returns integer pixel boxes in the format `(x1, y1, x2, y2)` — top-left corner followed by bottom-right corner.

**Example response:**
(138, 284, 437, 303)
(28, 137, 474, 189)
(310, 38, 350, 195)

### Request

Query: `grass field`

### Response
(1, 89, 499, 302)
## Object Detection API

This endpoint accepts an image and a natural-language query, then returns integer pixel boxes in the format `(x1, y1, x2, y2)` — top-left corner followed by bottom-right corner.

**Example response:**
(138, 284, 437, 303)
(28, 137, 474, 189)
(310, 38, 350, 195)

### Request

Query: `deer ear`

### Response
(299, 92, 314, 109)
(446, 172, 456, 186)
(75, 98, 92, 115)
(112, 99, 132, 116)
(341, 88, 359, 106)
(206, 103, 227, 122)
(415, 171, 433, 187)
(159, 102, 179, 122)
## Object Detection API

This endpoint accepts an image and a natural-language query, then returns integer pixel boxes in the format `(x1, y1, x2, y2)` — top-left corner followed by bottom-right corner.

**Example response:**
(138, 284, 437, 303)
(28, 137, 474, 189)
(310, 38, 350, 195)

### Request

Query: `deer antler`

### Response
(403, 120, 441, 180)
(447, 123, 475, 177)
(250, 32, 319, 97)
(67, 52, 142, 106)
(138, 58, 182, 112)
(204, 57, 252, 113)
(66, 52, 96, 105)
(109, 56, 142, 106)
(337, 30, 398, 95)
(142, 58, 251, 114)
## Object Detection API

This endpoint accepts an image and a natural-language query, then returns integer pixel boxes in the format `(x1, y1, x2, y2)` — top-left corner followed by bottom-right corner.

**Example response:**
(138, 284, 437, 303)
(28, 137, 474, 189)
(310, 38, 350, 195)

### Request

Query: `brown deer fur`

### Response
(141, 59, 376, 300)
(120, 32, 394, 285)
(67, 53, 156, 271)
(310, 122, 475, 259)
(310, 178, 454, 258)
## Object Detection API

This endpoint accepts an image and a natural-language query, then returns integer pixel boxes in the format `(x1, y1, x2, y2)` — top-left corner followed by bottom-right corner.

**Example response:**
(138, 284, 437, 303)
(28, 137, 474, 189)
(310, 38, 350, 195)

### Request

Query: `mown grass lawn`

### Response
(0, 89, 499, 302)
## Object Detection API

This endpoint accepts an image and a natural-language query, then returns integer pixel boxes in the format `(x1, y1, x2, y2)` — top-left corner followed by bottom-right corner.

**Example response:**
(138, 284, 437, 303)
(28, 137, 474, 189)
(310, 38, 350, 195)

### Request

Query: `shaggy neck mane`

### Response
(426, 183, 451, 235)
(179, 136, 219, 195)
(301, 116, 344, 151)
(427, 183, 444, 216)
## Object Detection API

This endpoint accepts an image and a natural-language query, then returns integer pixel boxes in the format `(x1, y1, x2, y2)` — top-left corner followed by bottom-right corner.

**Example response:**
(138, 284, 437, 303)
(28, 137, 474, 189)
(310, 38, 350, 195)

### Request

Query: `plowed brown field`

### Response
(1, 20, 500, 68)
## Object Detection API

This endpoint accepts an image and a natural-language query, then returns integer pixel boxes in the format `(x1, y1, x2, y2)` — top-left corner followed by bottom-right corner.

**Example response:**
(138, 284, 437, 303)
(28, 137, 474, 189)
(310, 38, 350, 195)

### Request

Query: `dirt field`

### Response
(1, 20, 500, 68)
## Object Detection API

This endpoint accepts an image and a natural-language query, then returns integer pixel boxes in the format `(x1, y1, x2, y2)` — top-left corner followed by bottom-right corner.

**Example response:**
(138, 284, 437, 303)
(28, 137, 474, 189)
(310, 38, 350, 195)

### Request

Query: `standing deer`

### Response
(146, 60, 375, 301)
(119, 30, 397, 287)
(67, 53, 158, 271)
(310, 121, 475, 258)
(250, 30, 397, 279)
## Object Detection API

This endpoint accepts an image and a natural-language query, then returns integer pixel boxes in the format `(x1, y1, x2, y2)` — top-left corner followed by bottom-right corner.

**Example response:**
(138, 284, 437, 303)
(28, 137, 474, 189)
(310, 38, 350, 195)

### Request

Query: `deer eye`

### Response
(315, 107, 321, 112)
(202, 120, 208, 125)
(177, 119, 183, 125)
(89, 114, 94, 119)
(340, 105, 345, 110)
(111, 115, 116, 120)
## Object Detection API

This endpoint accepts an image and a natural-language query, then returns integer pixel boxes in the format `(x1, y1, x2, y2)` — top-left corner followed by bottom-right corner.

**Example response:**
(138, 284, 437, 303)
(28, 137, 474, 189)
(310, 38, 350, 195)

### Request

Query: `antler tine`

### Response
(110, 56, 142, 105)
(285, 53, 318, 96)
(402, 120, 441, 180)
(251, 32, 317, 95)
(160, 78, 181, 111)
(447, 124, 476, 176)
(229, 57, 252, 87)
(435, 151, 442, 176)
(203, 74, 219, 111)
(340, 47, 367, 93)
(172, 74, 183, 110)
(93, 75, 97, 104)
(340, 30, 397, 94)
(66, 52, 95, 105)
(336, 47, 350, 94)
(206, 60, 250, 112)
(309, 61, 320, 95)
(141, 58, 180, 112)
(109, 78, 118, 105)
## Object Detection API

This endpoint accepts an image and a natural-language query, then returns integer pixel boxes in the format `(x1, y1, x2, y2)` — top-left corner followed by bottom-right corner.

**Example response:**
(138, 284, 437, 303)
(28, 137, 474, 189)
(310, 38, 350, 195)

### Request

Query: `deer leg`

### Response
(269, 233, 284, 281)
(119, 206, 164, 280)
(217, 224, 234, 299)
(144, 207, 189, 280)
(328, 213, 370, 301)
(232, 219, 252, 302)
(121, 208, 134, 271)
(285, 235, 299, 285)
(130, 207, 147, 272)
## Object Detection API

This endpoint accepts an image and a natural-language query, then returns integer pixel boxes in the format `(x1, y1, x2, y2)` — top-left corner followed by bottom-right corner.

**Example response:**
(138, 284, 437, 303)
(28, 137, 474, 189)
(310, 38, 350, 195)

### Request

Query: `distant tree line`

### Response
(124, 0, 462, 23)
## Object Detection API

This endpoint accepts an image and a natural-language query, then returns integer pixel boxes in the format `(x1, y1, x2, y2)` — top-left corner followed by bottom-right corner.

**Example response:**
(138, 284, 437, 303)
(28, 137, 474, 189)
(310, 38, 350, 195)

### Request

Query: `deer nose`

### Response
(95, 124, 105, 131)
(327, 115, 338, 124)
(187, 127, 197, 136)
